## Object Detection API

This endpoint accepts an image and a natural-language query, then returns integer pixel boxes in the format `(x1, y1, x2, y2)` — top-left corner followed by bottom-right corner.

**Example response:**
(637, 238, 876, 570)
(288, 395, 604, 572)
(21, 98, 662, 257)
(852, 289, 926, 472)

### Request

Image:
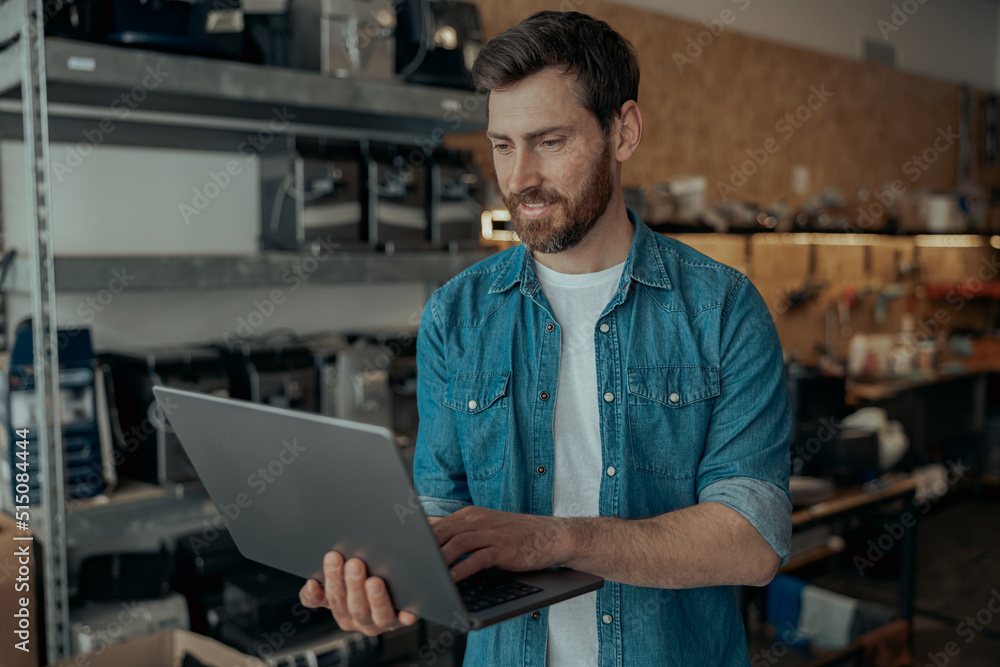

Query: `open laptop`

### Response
(152, 386, 604, 631)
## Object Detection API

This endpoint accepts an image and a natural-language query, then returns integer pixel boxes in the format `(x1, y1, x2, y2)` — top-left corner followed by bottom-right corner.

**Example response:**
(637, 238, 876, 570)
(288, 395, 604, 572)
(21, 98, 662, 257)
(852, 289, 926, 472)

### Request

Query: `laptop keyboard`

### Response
(457, 568, 543, 612)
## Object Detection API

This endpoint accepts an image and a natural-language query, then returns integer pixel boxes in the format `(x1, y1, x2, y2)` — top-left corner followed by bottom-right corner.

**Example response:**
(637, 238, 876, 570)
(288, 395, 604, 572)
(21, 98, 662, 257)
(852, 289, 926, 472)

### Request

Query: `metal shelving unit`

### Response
(0, 36, 489, 144)
(3, 251, 494, 293)
(0, 4, 489, 660)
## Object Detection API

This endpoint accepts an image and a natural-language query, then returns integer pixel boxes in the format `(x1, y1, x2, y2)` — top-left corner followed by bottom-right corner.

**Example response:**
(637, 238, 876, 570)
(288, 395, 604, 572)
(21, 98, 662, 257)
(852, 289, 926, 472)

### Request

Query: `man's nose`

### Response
(507, 149, 543, 195)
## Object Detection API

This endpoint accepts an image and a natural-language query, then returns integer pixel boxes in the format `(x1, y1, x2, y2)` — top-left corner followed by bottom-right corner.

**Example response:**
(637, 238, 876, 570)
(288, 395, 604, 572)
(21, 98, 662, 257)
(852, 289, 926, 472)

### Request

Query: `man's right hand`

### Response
(299, 517, 442, 636)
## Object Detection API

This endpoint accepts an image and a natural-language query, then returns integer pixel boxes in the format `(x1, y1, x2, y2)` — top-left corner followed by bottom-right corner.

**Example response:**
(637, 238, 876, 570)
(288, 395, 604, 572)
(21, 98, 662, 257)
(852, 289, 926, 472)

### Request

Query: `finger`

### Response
(448, 547, 496, 583)
(344, 558, 376, 631)
(323, 551, 353, 630)
(399, 610, 419, 625)
(431, 512, 471, 545)
(300, 578, 326, 609)
(439, 530, 488, 568)
(430, 519, 454, 546)
(365, 576, 398, 628)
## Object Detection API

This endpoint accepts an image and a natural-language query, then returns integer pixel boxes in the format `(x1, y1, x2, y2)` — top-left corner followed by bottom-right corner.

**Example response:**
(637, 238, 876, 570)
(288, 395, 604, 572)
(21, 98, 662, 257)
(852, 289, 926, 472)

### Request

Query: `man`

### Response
(300, 10, 792, 665)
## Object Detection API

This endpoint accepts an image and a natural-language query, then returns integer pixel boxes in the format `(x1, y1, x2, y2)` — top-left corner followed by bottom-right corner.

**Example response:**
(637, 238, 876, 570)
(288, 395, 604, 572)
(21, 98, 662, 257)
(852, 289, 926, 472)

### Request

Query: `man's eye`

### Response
(542, 139, 562, 148)
(492, 144, 510, 152)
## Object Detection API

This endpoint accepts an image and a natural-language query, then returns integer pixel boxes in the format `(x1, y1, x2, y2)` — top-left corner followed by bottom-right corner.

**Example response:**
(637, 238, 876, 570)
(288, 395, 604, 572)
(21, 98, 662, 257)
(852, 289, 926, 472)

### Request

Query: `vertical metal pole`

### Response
(899, 492, 917, 656)
(19, 0, 72, 659)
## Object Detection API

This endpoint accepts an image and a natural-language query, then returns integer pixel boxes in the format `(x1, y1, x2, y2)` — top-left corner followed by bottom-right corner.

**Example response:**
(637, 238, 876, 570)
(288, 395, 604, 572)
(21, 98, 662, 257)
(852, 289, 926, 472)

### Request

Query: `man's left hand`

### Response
(431, 506, 569, 582)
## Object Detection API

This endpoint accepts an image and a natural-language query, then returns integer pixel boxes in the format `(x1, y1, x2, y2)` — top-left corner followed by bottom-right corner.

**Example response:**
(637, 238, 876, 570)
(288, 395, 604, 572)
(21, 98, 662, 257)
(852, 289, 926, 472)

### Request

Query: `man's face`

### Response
(487, 68, 616, 254)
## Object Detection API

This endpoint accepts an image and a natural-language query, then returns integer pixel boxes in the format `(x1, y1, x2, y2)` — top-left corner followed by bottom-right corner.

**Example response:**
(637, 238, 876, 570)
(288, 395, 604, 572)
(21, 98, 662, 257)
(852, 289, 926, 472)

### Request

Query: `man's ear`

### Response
(614, 101, 643, 163)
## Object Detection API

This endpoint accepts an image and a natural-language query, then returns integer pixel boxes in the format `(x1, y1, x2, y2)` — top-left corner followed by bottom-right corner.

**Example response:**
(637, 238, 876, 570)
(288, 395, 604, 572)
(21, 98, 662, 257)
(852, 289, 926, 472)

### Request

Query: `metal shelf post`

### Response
(16, 0, 72, 659)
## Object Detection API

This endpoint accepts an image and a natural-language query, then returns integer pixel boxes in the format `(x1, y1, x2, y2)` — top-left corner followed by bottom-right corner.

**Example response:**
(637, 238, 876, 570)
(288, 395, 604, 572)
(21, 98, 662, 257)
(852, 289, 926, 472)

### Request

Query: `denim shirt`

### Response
(413, 210, 792, 666)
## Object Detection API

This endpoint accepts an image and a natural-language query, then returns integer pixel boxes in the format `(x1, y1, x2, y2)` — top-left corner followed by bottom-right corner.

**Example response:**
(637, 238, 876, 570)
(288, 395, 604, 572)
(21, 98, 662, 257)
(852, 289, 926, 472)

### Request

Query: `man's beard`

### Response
(502, 137, 614, 254)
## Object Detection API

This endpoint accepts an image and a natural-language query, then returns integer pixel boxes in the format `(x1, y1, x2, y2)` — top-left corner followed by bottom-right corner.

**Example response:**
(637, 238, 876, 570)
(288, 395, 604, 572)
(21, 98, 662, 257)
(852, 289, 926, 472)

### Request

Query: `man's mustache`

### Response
(507, 192, 563, 208)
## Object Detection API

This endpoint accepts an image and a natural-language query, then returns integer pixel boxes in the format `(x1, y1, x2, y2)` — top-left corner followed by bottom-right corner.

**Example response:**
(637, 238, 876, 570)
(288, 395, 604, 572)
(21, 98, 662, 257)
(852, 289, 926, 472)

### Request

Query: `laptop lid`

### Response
(152, 385, 467, 626)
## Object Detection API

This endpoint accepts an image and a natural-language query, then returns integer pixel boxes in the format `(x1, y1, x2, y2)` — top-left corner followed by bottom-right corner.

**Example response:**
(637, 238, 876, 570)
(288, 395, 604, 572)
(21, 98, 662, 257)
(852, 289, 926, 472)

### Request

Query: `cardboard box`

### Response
(1, 510, 39, 667)
(48, 629, 267, 667)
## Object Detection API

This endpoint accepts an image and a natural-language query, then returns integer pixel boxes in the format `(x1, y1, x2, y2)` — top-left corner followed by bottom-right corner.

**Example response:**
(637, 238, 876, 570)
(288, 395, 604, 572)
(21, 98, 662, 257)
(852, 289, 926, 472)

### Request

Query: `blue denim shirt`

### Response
(413, 210, 792, 666)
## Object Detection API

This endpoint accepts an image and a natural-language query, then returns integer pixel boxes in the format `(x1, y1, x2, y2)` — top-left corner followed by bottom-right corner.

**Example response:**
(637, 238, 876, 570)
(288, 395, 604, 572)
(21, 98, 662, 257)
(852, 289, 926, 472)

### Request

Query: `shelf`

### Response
(780, 542, 845, 574)
(66, 481, 217, 548)
(2, 249, 496, 292)
(667, 231, 997, 246)
(26, 479, 218, 549)
(790, 477, 917, 528)
(0, 35, 488, 144)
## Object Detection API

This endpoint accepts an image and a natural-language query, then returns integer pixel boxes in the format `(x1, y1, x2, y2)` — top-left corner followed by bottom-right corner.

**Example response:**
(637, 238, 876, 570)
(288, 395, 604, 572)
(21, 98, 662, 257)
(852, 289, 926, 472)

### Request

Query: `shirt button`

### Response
(669, 392, 680, 403)
(603, 392, 614, 403)
(531, 611, 541, 620)
(545, 323, 555, 332)
(607, 466, 616, 476)
(468, 399, 478, 410)
(537, 465, 546, 475)
(599, 323, 610, 333)
(602, 613, 613, 624)
(539, 391, 550, 401)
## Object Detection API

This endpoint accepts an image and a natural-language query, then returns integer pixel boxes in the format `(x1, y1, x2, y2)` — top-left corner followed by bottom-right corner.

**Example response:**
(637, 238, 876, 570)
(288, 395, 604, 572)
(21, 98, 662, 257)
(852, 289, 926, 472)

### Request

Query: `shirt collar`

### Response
(488, 208, 672, 295)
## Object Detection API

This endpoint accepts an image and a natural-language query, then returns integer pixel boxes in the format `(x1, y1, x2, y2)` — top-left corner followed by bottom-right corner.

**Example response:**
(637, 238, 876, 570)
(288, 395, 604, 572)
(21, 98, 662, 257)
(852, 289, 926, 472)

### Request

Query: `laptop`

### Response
(152, 386, 604, 631)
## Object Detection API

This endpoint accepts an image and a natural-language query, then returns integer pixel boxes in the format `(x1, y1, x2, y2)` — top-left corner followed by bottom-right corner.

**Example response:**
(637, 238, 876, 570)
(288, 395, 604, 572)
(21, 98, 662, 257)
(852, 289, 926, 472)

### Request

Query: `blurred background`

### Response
(1, 0, 999, 665)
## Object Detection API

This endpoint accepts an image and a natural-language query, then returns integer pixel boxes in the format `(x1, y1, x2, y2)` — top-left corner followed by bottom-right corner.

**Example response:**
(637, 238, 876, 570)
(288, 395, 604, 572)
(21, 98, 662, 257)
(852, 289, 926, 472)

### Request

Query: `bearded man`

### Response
(301, 10, 792, 666)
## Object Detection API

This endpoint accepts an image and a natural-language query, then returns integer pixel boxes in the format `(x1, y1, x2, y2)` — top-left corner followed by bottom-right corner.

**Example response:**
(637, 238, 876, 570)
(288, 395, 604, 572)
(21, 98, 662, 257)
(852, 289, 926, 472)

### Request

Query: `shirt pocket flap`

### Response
(444, 372, 510, 414)
(627, 365, 720, 407)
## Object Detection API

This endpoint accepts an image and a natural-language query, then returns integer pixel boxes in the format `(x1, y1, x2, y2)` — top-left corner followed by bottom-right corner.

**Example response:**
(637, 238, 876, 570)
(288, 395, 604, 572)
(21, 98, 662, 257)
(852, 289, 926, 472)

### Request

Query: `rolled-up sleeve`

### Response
(696, 275, 793, 566)
(412, 292, 473, 517)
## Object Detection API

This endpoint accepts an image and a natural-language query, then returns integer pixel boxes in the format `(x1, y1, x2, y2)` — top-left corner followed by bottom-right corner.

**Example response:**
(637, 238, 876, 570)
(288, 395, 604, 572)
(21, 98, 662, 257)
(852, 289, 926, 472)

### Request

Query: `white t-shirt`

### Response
(533, 257, 626, 667)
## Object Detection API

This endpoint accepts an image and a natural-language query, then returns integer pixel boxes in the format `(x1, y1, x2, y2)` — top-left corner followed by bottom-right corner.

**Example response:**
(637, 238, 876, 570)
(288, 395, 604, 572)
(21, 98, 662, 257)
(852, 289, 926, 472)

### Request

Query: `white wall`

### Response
(1, 142, 429, 350)
(616, 0, 1000, 91)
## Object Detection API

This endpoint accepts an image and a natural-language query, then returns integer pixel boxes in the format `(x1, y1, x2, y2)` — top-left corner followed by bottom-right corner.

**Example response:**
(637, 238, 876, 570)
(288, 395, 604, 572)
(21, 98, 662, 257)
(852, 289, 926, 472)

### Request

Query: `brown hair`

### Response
(471, 10, 640, 133)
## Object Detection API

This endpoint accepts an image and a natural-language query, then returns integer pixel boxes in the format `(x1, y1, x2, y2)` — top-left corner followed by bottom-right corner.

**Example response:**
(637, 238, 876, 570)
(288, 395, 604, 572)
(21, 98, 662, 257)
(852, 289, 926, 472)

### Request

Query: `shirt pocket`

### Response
(626, 365, 720, 479)
(444, 371, 510, 481)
